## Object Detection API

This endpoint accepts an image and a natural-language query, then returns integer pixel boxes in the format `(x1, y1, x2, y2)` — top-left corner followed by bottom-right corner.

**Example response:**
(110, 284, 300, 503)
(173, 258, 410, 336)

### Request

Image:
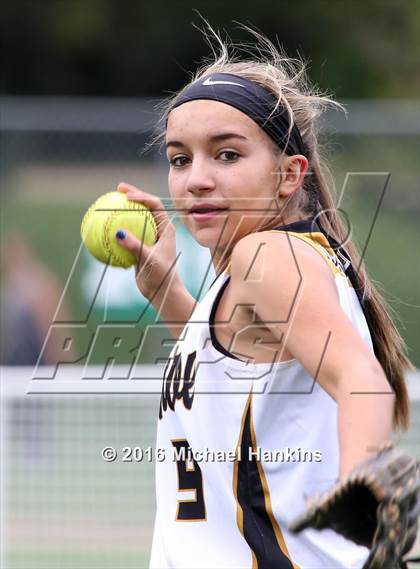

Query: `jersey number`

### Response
(172, 439, 206, 521)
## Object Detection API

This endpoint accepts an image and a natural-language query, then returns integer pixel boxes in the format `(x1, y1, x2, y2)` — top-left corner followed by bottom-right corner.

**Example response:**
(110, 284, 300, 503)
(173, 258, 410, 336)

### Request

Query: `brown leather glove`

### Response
(289, 443, 419, 569)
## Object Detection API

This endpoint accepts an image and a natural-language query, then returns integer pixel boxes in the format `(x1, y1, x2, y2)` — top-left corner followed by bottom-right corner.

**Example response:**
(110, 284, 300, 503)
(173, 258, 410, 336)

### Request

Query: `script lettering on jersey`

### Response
(159, 349, 197, 419)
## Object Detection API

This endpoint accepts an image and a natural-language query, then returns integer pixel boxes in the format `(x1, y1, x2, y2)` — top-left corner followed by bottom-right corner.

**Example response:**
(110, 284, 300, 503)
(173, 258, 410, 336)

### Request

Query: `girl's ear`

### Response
(278, 155, 309, 197)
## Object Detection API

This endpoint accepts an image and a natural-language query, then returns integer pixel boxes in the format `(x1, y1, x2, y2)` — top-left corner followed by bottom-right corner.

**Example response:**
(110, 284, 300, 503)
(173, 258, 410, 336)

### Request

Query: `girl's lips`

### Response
(190, 208, 228, 222)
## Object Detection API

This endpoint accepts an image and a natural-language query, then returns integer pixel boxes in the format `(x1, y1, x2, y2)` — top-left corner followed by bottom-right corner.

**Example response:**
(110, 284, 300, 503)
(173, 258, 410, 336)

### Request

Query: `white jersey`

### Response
(150, 221, 371, 569)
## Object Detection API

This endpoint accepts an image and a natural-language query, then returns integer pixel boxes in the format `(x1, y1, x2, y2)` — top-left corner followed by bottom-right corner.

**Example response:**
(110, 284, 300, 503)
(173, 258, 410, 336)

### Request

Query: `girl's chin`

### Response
(189, 227, 226, 250)
(187, 219, 250, 251)
(192, 233, 220, 250)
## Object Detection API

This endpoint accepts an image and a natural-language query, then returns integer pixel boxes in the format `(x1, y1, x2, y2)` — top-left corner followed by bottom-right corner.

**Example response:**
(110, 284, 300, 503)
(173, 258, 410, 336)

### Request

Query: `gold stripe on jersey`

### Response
(233, 392, 299, 569)
(248, 394, 301, 569)
(233, 392, 258, 569)
(270, 230, 353, 285)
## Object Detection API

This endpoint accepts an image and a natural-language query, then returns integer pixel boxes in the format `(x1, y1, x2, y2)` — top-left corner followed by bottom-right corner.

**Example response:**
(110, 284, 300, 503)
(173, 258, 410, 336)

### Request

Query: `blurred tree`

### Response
(1, 0, 418, 97)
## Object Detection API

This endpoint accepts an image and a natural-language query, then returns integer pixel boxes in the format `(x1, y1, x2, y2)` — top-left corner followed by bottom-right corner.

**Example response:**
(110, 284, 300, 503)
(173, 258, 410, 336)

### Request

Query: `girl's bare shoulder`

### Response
(230, 230, 335, 294)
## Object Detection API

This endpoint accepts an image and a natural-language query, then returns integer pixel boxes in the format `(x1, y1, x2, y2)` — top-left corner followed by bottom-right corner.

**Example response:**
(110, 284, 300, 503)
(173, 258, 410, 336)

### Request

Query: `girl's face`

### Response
(166, 100, 286, 255)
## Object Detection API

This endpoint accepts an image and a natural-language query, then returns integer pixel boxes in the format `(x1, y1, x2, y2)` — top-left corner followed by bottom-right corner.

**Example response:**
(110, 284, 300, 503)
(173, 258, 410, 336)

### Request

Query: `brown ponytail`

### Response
(311, 154, 412, 430)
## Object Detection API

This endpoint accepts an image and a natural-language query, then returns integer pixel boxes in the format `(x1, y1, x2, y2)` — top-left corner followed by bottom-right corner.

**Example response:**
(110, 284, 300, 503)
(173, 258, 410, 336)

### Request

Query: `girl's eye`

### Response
(169, 156, 189, 168)
(218, 151, 240, 162)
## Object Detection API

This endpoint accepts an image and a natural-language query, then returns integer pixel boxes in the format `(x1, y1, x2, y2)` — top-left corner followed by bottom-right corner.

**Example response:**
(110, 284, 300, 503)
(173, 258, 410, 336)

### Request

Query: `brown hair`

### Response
(158, 23, 412, 430)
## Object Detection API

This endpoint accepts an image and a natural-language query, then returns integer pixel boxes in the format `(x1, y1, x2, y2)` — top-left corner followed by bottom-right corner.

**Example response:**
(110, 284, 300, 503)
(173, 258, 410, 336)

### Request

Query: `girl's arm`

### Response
(230, 231, 394, 478)
(145, 278, 196, 339)
(115, 182, 196, 339)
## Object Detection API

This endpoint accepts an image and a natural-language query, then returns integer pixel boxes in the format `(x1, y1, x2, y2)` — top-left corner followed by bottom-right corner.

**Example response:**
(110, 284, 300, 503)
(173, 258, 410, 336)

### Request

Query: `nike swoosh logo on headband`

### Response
(202, 77, 245, 88)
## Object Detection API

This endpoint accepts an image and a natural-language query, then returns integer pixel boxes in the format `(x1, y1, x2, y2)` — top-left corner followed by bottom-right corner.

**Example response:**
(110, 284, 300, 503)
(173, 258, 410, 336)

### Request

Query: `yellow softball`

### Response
(80, 191, 157, 268)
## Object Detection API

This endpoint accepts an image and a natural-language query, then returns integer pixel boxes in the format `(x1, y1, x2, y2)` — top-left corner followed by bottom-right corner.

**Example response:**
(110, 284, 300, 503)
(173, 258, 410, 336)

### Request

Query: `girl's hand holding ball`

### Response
(80, 182, 182, 304)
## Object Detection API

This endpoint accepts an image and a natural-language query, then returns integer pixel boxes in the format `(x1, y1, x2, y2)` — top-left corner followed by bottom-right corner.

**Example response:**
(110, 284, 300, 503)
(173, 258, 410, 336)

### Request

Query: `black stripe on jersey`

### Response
(236, 397, 296, 569)
(208, 275, 239, 360)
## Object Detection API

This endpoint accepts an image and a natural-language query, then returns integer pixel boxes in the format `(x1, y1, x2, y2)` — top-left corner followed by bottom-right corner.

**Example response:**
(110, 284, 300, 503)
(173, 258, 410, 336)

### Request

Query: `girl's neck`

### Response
(210, 212, 309, 273)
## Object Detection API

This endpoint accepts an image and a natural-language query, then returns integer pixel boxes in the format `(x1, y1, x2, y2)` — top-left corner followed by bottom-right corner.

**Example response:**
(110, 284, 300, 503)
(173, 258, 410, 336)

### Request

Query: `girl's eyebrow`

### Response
(166, 132, 248, 149)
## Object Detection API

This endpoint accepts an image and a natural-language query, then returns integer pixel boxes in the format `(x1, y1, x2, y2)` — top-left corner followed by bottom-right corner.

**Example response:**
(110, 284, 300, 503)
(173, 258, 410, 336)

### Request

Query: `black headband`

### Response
(170, 73, 307, 156)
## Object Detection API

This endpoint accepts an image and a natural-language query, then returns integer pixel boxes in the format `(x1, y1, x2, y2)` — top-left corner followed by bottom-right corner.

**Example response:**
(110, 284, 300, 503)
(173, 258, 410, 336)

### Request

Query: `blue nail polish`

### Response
(116, 230, 126, 240)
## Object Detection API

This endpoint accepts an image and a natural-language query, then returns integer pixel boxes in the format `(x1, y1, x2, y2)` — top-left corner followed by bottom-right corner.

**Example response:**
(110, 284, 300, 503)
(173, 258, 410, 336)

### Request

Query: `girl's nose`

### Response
(186, 158, 216, 194)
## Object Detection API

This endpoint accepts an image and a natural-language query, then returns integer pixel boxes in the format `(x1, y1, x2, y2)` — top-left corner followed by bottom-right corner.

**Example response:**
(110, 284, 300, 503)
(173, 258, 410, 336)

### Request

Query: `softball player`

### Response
(115, 31, 414, 569)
